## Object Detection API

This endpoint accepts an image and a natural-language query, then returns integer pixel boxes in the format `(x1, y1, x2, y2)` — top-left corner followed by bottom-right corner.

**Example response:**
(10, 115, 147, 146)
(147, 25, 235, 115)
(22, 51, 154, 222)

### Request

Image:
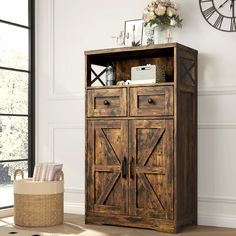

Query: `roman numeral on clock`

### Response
(230, 18, 236, 31)
(200, 0, 236, 31)
(214, 15, 224, 29)
(203, 6, 216, 19)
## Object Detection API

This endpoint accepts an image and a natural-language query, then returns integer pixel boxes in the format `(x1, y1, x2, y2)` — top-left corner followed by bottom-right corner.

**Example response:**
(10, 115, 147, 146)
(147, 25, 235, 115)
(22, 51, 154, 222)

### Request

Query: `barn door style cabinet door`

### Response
(85, 43, 198, 233)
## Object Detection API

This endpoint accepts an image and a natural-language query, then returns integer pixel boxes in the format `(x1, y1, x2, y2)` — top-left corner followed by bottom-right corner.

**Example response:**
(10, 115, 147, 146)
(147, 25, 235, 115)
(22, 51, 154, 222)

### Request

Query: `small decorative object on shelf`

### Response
(116, 80, 125, 86)
(131, 64, 156, 84)
(124, 19, 143, 47)
(156, 64, 166, 83)
(144, 25, 155, 45)
(143, 0, 183, 44)
(105, 65, 115, 86)
(112, 31, 125, 47)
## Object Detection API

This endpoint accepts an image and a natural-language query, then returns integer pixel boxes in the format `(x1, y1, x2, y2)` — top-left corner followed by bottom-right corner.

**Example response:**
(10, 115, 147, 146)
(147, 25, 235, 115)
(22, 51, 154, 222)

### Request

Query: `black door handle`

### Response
(103, 100, 110, 105)
(148, 98, 154, 104)
(122, 157, 127, 178)
(130, 157, 134, 179)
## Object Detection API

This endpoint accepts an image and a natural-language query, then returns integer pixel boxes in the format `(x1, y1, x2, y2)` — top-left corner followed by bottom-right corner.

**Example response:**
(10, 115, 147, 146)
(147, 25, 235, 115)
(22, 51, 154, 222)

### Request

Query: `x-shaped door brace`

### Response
(91, 68, 106, 86)
(181, 59, 196, 86)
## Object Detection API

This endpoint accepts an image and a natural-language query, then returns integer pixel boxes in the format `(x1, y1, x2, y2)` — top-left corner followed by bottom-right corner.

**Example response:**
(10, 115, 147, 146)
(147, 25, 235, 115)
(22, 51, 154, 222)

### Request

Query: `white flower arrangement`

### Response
(143, 0, 183, 30)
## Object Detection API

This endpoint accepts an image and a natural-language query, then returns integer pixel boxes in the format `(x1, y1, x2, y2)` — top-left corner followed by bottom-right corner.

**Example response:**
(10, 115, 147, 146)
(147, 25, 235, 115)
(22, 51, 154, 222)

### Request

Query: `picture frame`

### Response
(124, 19, 143, 47)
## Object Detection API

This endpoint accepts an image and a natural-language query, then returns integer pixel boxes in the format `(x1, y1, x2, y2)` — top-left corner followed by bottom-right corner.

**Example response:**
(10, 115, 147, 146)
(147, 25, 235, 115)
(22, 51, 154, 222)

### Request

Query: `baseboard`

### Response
(198, 212, 236, 228)
(64, 201, 236, 228)
(2, 203, 236, 229)
(198, 195, 236, 228)
(64, 202, 85, 215)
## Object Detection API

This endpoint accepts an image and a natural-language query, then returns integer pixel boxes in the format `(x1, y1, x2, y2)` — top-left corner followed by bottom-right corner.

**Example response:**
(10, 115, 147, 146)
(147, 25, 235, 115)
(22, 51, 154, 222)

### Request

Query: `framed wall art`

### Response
(124, 19, 143, 47)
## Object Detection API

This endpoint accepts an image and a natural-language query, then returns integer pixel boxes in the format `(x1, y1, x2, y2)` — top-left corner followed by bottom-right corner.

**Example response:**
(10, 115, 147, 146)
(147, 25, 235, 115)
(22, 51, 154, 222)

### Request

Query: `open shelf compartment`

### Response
(85, 44, 176, 87)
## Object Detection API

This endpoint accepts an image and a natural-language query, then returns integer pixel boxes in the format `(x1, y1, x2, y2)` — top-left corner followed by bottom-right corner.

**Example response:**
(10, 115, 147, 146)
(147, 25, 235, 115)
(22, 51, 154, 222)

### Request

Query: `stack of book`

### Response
(32, 163, 63, 181)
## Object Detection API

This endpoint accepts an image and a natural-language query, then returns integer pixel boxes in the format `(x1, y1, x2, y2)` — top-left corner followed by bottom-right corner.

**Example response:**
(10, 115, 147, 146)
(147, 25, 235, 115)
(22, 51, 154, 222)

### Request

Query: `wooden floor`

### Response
(1, 214, 236, 235)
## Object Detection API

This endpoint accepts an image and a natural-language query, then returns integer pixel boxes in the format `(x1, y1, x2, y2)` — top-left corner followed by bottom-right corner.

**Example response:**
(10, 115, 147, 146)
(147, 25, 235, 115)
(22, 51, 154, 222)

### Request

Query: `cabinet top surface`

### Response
(84, 42, 198, 56)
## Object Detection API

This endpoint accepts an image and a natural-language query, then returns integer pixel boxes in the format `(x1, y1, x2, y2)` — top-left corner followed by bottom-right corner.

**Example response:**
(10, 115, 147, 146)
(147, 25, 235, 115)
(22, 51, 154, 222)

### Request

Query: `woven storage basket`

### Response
(14, 169, 64, 227)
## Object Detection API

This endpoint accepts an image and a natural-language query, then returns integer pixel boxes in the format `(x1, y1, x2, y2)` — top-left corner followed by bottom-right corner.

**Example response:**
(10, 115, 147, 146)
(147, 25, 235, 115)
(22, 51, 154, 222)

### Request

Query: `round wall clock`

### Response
(199, 0, 236, 32)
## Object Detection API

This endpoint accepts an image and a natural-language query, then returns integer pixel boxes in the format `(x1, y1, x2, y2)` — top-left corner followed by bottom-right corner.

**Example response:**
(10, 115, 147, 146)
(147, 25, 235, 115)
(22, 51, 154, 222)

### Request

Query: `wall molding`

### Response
(48, 94, 84, 101)
(198, 123, 236, 130)
(198, 86, 236, 96)
(47, 0, 83, 101)
(47, 0, 56, 99)
(199, 195, 236, 204)
(48, 123, 85, 162)
(65, 188, 85, 194)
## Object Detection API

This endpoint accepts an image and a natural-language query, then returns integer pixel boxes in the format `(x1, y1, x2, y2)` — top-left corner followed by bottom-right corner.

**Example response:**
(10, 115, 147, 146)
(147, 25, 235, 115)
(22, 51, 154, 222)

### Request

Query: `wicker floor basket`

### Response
(14, 169, 64, 227)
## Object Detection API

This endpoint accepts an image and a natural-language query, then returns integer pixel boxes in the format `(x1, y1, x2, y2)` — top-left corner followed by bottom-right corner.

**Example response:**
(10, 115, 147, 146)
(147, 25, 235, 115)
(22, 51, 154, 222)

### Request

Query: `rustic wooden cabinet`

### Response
(85, 43, 198, 233)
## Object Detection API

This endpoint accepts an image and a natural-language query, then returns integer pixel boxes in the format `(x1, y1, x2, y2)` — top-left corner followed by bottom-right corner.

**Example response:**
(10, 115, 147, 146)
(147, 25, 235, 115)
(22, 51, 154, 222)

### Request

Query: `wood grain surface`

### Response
(85, 44, 198, 233)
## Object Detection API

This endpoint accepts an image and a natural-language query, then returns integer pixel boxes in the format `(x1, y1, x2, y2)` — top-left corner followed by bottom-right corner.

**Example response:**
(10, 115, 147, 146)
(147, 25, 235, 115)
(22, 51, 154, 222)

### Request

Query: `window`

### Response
(0, 0, 35, 209)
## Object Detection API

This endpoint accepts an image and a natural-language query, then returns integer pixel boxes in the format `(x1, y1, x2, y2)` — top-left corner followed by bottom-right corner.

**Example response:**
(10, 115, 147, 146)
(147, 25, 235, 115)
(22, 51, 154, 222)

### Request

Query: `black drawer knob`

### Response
(148, 98, 154, 104)
(103, 100, 110, 105)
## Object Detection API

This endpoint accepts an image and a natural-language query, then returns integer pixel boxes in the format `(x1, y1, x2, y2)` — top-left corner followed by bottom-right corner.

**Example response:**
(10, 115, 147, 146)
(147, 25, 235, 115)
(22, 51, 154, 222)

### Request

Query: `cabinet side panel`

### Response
(178, 92, 197, 222)
(176, 48, 197, 229)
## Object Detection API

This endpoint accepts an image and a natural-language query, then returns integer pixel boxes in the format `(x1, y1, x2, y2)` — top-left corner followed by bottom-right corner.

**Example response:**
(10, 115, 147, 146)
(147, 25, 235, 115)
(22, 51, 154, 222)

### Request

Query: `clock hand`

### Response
(219, 0, 230, 8)
(233, 0, 235, 17)
(230, 0, 235, 16)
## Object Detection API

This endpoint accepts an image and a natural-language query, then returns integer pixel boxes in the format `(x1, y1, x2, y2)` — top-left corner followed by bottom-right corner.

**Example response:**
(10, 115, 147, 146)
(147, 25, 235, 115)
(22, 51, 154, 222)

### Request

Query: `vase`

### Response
(153, 27, 160, 44)
(144, 26, 164, 45)
(165, 26, 174, 43)
(144, 26, 155, 45)
(154, 27, 167, 44)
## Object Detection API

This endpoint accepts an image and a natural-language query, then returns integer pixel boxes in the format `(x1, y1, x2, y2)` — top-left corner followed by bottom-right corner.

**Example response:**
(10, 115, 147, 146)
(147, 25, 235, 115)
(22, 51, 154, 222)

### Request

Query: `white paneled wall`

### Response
(36, 0, 86, 214)
(36, 0, 236, 227)
(198, 93, 236, 227)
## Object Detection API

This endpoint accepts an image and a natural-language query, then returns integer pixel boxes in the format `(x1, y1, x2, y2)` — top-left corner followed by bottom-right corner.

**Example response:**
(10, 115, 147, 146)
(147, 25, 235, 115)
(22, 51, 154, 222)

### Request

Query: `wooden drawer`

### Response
(129, 86, 174, 117)
(87, 88, 127, 117)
